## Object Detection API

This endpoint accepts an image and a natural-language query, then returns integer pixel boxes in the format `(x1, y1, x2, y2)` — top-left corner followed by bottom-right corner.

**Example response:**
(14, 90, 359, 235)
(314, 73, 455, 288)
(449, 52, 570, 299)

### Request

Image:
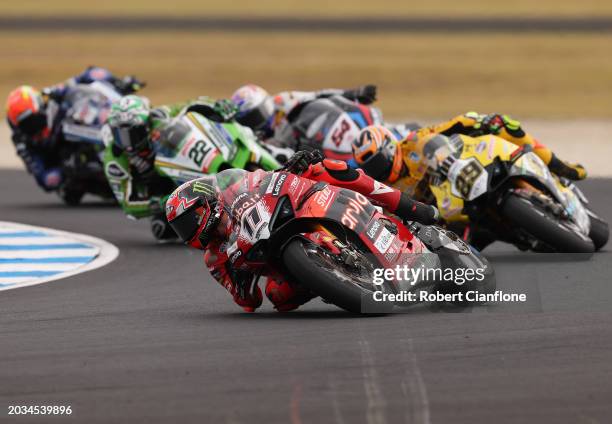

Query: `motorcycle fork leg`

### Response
(308, 224, 341, 254)
(514, 179, 541, 195)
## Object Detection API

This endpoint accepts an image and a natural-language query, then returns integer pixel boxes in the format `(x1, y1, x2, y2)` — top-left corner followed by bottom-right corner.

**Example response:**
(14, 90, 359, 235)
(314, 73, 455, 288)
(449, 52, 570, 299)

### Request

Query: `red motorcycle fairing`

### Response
(220, 169, 426, 273)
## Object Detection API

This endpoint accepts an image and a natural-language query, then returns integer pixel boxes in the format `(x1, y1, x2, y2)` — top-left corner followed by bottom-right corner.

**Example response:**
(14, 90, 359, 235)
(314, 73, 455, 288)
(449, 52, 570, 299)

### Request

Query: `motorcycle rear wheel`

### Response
(282, 238, 394, 314)
(502, 193, 595, 254)
(59, 188, 84, 206)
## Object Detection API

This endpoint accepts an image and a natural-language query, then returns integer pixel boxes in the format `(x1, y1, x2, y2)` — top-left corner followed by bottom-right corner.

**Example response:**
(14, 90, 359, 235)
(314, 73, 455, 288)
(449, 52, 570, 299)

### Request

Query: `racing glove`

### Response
(185, 98, 238, 122)
(344, 84, 377, 105)
(396, 193, 440, 225)
(12, 133, 46, 177)
(115, 76, 146, 95)
(471, 113, 506, 135)
(42, 85, 66, 103)
(230, 272, 263, 312)
(213, 99, 239, 121)
(282, 149, 324, 175)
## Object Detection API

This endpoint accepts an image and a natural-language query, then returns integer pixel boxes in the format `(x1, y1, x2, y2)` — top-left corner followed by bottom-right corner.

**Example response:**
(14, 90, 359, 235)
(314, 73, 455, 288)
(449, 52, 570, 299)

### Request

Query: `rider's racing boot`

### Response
(265, 278, 316, 312)
(547, 154, 587, 181)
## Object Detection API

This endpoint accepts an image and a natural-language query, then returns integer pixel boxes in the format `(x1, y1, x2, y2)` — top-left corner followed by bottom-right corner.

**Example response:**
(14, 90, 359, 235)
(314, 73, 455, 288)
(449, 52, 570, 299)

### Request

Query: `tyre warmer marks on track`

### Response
(0, 221, 119, 291)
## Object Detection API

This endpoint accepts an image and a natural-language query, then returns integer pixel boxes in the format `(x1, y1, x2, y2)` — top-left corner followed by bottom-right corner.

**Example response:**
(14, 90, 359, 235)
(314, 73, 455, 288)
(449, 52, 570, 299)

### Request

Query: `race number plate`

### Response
(447, 158, 488, 200)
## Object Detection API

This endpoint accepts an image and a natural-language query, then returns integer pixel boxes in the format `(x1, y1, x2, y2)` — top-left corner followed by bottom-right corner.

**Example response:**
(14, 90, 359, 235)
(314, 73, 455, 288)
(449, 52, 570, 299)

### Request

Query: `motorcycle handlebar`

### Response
(395, 193, 439, 225)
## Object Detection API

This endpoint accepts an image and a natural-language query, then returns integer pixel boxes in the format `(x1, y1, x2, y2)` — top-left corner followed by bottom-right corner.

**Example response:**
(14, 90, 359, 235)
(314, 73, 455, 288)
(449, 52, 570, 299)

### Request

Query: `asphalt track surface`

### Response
(2, 16, 612, 33)
(1, 170, 611, 424)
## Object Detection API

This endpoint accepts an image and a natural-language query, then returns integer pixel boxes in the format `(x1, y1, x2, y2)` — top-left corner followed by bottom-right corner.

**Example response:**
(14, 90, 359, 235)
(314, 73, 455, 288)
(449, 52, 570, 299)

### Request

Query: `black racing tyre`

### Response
(502, 193, 594, 253)
(151, 215, 178, 241)
(282, 238, 394, 314)
(60, 189, 84, 206)
(588, 213, 609, 251)
(433, 246, 496, 307)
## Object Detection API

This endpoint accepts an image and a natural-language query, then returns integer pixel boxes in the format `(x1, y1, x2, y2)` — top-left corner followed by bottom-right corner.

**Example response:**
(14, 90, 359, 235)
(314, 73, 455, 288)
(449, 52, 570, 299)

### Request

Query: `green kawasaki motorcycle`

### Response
(152, 109, 280, 183)
(104, 104, 280, 240)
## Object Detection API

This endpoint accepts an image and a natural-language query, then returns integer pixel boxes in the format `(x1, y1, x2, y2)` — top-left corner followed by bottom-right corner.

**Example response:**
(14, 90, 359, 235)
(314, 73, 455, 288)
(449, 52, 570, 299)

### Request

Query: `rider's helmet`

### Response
(6, 86, 47, 136)
(107, 95, 152, 154)
(352, 125, 403, 182)
(231, 84, 275, 132)
(166, 177, 222, 250)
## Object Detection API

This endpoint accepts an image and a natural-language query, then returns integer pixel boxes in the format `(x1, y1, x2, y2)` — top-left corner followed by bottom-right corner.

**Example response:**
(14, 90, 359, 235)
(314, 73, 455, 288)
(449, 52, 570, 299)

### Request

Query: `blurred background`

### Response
(1, 0, 611, 169)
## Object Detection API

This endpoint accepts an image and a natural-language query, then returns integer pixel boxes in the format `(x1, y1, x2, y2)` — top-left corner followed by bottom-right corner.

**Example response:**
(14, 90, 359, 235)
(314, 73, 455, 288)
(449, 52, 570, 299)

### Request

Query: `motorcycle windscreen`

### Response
(155, 119, 191, 158)
(216, 168, 249, 213)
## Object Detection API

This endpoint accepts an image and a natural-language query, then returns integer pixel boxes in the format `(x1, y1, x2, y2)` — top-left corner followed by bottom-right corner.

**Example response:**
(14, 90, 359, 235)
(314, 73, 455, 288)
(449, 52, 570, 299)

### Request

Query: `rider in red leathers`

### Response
(165, 151, 438, 312)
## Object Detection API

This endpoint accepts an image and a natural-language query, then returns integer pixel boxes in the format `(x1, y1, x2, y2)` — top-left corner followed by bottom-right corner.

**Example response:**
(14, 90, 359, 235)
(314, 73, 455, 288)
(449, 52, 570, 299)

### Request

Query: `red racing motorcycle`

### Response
(218, 169, 495, 313)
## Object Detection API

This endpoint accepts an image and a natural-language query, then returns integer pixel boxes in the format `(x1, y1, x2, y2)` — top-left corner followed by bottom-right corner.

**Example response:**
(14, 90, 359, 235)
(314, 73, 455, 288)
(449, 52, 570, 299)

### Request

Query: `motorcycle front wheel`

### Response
(587, 211, 609, 251)
(59, 188, 84, 206)
(282, 238, 395, 314)
(501, 193, 595, 254)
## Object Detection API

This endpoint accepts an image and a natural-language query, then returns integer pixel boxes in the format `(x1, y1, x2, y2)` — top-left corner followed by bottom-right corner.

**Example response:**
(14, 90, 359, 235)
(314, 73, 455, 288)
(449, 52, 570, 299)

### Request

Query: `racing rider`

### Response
(230, 83, 379, 159)
(352, 112, 587, 197)
(165, 150, 439, 312)
(5, 66, 143, 192)
(365, 112, 586, 186)
(103, 94, 239, 240)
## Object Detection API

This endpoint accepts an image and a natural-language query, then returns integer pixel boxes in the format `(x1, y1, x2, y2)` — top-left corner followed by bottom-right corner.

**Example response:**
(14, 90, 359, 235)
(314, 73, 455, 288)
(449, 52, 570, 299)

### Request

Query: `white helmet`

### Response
(231, 84, 274, 131)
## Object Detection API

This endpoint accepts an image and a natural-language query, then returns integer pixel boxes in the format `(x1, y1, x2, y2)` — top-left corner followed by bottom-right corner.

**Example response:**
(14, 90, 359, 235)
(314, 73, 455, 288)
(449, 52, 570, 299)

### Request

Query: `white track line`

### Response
(0, 236, 92, 245)
(0, 221, 119, 291)
(0, 249, 98, 259)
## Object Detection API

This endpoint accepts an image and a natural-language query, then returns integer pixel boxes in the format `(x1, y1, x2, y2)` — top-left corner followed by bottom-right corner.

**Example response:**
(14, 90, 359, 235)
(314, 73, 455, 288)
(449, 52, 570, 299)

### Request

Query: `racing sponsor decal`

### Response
(365, 219, 382, 241)
(341, 192, 369, 230)
(229, 249, 243, 264)
(288, 176, 300, 193)
(62, 123, 103, 142)
(265, 173, 279, 194)
(371, 180, 394, 195)
(191, 180, 215, 195)
(271, 173, 287, 197)
(233, 193, 259, 217)
(488, 138, 495, 159)
(105, 161, 128, 179)
(384, 239, 401, 262)
(287, 176, 307, 200)
(441, 197, 451, 210)
(312, 186, 335, 212)
(374, 227, 394, 254)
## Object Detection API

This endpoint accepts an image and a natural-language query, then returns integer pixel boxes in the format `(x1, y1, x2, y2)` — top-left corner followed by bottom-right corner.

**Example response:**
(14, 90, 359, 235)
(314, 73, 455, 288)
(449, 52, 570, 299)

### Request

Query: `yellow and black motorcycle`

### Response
(401, 133, 608, 253)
